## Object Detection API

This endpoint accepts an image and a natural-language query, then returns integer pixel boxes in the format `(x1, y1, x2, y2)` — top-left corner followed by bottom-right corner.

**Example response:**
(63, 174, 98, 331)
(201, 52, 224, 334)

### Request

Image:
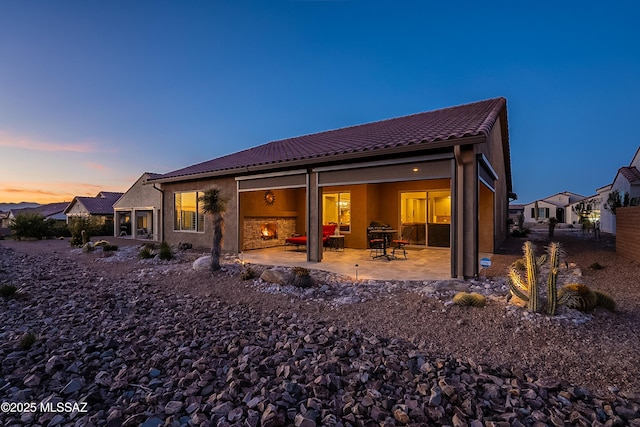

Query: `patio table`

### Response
(370, 229, 397, 260)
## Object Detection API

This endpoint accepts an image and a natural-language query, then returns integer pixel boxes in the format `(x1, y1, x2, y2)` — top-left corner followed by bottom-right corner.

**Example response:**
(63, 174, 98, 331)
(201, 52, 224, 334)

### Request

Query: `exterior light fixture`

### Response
(412, 167, 419, 172)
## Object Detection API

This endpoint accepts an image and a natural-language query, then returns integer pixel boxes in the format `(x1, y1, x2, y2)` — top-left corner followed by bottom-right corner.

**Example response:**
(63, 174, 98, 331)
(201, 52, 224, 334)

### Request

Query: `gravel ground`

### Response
(1, 231, 639, 426)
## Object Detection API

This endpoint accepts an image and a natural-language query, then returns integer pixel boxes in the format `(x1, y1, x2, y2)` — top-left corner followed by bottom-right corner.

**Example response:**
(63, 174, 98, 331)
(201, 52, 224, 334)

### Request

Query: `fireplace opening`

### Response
(260, 223, 277, 240)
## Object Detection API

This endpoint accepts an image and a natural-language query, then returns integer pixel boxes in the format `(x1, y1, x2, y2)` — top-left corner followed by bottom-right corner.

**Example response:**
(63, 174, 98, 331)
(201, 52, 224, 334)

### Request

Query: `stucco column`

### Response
(454, 146, 479, 278)
(307, 171, 322, 262)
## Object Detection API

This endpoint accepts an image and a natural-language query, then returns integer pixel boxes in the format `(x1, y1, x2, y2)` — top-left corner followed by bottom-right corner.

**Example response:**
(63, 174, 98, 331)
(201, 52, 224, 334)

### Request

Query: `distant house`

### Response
(63, 191, 124, 226)
(508, 203, 525, 225)
(598, 147, 640, 235)
(4, 202, 69, 224)
(113, 173, 163, 240)
(523, 191, 586, 224)
(149, 97, 515, 279)
(0, 202, 69, 237)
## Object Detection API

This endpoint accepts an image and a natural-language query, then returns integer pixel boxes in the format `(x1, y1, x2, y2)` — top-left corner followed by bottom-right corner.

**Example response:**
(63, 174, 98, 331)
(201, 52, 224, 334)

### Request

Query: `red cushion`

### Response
(322, 224, 337, 237)
(285, 236, 307, 245)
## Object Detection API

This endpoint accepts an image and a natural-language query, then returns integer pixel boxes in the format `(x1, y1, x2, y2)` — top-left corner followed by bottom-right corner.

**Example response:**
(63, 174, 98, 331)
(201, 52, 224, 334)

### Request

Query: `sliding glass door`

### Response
(400, 190, 450, 247)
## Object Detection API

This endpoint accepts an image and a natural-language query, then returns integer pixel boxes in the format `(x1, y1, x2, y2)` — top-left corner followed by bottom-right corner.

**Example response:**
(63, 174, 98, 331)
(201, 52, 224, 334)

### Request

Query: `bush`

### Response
(138, 246, 154, 259)
(241, 266, 256, 280)
(68, 217, 95, 246)
(9, 213, 53, 240)
(94, 240, 118, 251)
(159, 241, 174, 261)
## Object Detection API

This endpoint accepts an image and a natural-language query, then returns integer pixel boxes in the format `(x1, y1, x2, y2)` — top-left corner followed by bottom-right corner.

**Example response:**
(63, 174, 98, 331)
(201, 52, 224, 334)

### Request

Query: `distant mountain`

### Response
(0, 202, 40, 212)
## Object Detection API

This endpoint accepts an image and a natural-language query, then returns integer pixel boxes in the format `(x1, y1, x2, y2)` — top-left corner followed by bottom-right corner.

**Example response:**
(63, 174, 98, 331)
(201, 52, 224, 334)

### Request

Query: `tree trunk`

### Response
(211, 214, 223, 271)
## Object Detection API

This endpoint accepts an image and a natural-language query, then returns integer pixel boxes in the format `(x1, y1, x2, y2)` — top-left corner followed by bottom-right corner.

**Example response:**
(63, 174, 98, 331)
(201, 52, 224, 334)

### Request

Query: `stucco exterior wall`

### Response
(598, 187, 615, 234)
(160, 177, 238, 252)
(65, 202, 88, 216)
(523, 200, 557, 223)
(476, 116, 509, 250)
(616, 206, 640, 262)
(114, 174, 162, 210)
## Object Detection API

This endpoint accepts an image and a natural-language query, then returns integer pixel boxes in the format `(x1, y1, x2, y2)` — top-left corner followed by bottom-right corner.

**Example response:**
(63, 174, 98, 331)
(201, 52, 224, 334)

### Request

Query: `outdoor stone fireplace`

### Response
(243, 217, 296, 250)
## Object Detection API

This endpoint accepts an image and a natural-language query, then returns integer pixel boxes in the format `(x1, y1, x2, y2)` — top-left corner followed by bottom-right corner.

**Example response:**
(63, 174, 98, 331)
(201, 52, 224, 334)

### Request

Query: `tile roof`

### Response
(69, 192, 124, 215)
(156, 97, 507, 181)
(618, 166, 640, 183)
(8, 202, 69, 218)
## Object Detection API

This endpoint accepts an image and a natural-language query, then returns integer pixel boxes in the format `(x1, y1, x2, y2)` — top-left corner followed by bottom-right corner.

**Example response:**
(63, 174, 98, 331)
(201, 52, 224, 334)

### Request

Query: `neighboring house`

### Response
(150, 97, 514, 279)
(5, 202, 69, 223)
(0, 202, 69, 237)
(64, 191, 124, 226)
(596, 184, 614, 233)
(0, 211, 9, 237)
(598, 147, 640, 235)
(523, 191, 586, 224)
(113, 172, 163, 240)
(508, 203, 525, 225)
(566, 194, 602, 226)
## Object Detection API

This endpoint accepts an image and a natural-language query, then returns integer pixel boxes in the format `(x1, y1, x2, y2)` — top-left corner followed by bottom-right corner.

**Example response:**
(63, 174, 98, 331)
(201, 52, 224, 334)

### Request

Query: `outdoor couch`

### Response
(285, 224, 337, 251)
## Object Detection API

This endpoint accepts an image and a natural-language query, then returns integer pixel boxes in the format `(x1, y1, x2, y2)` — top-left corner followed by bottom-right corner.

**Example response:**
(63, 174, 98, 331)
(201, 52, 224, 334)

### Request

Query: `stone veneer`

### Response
(243, 217, 297, 250)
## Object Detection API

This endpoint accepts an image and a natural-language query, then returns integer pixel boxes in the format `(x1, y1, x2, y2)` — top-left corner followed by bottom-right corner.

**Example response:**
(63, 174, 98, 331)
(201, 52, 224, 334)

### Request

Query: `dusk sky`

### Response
(1, 1, 639, 205)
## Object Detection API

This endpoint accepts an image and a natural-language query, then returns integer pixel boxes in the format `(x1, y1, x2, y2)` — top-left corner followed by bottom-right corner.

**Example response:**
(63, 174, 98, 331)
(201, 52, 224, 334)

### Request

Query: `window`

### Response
(174, 192, 205, 232)
(531, 207, 549, 219)
(323, 192, 351, 233)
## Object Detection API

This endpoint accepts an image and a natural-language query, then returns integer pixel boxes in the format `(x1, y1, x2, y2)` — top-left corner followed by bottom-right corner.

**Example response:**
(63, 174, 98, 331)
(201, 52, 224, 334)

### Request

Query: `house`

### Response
(0, 202, 69, 237)
(4, 202, 69, 224)
(113, 173, 163, 240)
(598, 147, 640, 234)
(63, 191, 124, 226)
(508, 203, 525, 225)
(149, 97, 514, 279)
(522, 191, 586, 224)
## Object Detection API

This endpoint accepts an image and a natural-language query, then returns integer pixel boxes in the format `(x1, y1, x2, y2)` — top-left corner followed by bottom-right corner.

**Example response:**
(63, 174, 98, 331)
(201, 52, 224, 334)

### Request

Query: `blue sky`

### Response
(1, 1, 639, 204)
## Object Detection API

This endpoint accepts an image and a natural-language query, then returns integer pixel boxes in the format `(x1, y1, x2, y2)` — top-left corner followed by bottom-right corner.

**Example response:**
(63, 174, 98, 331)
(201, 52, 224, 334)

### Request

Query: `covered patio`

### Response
(241, 246, 456, 281)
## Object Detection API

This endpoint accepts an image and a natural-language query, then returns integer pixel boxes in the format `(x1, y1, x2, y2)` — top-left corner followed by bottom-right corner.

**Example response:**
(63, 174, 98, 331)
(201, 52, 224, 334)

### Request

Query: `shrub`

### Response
(241, 266, 256, 281)
(68, 217, 93, 246)
(9, 212, 53, 240)
(452, 292, 486, 307)
(158, 241, 174, 261)
(138, 246, 154, 259)
(94, 240, 118, 252)
(589, 262, 604, 270)
(19, 332, 37, 350)
(0, 283, 18, 298)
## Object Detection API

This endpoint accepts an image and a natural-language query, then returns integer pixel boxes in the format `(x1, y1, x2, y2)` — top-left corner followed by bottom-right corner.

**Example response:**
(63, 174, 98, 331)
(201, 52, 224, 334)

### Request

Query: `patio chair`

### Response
(369, 237, 384, 258)
(391, 227, 413, 259)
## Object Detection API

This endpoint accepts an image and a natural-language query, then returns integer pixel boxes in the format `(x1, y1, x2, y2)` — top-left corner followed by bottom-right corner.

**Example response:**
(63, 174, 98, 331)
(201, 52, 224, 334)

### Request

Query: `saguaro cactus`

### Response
(508, 241, 563, 314)
(509, 241, 540, 311)
(546, 242, 561, 315)
(524, 241, 539, 312)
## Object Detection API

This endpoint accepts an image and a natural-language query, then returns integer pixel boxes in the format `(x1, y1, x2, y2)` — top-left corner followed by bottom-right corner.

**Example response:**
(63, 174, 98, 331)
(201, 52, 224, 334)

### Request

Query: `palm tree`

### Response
(199, 188, 228, 271)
